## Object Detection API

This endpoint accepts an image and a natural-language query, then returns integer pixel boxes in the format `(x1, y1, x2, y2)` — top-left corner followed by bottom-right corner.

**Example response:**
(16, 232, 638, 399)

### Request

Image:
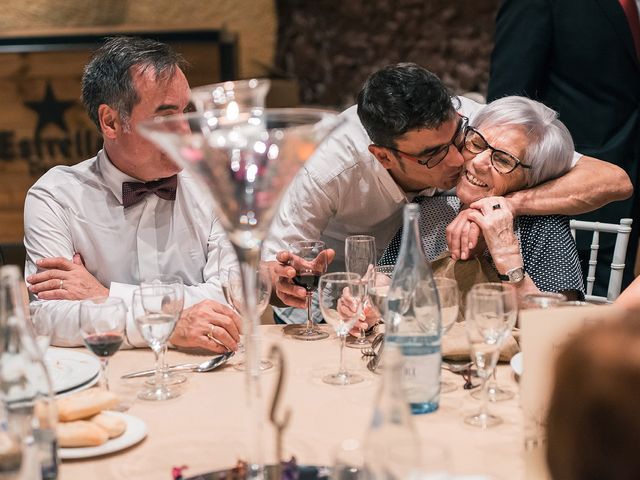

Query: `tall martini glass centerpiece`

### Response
(138, 107, 340, 478)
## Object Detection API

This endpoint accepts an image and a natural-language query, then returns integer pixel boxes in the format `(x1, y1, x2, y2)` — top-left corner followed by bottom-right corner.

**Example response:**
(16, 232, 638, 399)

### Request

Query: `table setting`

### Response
(2, 77, 597, 480)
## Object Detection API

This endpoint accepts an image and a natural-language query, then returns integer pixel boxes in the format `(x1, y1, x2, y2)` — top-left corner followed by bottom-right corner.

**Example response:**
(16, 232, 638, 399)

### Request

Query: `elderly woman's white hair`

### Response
(470, 96, 574, 188)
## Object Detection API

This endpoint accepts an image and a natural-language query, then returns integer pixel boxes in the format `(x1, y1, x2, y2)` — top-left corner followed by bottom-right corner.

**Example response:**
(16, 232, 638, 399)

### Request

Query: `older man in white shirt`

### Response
(265, 63, 632, 323)
(24, 36, 240, 352)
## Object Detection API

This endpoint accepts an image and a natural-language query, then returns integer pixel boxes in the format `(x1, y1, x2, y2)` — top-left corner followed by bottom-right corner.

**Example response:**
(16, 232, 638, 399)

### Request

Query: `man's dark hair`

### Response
(356, 63, 455, 147)
(81, 36, 187, 131)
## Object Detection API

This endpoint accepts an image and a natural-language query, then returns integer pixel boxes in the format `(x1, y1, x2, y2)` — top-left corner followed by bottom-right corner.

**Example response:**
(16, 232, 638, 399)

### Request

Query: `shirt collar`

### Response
(97, 149, 140, 205)
(373, 160, 438, 203)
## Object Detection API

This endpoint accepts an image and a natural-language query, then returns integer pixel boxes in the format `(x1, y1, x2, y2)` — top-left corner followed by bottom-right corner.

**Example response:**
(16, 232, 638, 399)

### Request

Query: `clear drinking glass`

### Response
(368, 265, 395, 324)
(521, 292, 567, 310)
(132, 285, 183, 401)
(319, 272, 365, 385)
(230, 264, 274, 371)
(464, 283, 518, 428)
(79, 297, 126, 392)
(435, 277, 460, 394)
(138, 106, 341, 476)
(345, 235, 376, 349)
(288, 240, 329, 341)
(141, 274, 186, 387)
(470, 281, 520, 403)
(29, 301, 53, 355)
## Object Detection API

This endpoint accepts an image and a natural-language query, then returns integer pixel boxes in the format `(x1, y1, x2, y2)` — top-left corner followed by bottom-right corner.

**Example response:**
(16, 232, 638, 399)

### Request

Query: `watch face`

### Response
(509, 267, 525, 283)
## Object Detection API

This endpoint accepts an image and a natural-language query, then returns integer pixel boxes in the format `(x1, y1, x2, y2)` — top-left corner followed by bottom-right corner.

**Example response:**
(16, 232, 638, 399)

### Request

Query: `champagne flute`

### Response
(319, 272, 365, 385)
(464, 283, 517, 428)
(435, 277, 460, 394)
(229, 264, 274, 371)
(345, 235, 376, 348)
(79, 297, 126, 392)
(140, 274, 186, 387)
(288, 240, 329, 341)
(132, 285, 183, 401)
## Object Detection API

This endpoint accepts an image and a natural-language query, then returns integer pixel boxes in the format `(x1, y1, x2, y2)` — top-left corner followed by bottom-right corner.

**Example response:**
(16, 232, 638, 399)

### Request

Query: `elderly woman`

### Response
(380, 96, 584, 299)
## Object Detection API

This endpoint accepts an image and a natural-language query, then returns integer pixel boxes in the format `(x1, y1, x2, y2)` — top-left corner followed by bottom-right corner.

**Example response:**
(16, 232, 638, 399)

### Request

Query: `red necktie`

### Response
(122, 175, 178, 208)
(619, 0, 640, 60)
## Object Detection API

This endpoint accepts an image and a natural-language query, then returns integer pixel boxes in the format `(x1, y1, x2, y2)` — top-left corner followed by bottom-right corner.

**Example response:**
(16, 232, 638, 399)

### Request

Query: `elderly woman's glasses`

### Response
(463, 126, 532, 174)
(382, 115, 468, 169)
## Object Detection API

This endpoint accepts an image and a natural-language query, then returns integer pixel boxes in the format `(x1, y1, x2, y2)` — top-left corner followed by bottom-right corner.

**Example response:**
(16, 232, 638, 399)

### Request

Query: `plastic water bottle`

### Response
(385, 203, 442, 414)
(0, 265, 58, 480)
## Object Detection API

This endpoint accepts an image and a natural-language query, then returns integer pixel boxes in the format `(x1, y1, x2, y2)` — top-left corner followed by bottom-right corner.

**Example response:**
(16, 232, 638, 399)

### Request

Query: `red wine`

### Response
(84, 333, 123, 357)
(293, 273, 320, 292)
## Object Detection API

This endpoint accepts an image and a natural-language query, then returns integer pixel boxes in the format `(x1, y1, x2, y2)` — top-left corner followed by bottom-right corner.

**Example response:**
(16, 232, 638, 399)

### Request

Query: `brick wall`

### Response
(275, 0, 499, 107)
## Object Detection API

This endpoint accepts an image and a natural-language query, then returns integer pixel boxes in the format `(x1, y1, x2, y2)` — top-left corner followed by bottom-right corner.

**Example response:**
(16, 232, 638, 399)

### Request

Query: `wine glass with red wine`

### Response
(287, 240, 329, 341)
(79, 297, 126, 392)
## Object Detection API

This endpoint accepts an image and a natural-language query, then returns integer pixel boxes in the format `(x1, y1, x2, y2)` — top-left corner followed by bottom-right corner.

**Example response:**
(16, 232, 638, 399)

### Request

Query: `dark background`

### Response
(275, 0, 500, 107)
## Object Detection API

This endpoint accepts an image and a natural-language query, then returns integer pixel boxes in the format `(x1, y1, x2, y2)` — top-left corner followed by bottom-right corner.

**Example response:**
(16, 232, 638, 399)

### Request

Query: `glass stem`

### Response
(154, 346, 163, 391)
(480, 368, 491, 419)
(305, 293, 313, 332)
(162, 343, 169, 379)
(338, 334, 347, 376)
(99, 358, 110, 391)
(358, 327, 367, 341)
(235, 246, 264, 479)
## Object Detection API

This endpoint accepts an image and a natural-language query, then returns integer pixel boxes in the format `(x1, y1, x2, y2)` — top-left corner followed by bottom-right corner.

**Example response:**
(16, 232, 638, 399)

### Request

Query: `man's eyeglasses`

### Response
(381, 115, 468, 169)
(463, 126, 532, 174)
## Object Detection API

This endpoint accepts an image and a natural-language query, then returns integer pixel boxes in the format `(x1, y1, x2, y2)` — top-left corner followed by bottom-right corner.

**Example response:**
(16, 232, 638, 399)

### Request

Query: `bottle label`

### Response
(387, 334, 441, 412)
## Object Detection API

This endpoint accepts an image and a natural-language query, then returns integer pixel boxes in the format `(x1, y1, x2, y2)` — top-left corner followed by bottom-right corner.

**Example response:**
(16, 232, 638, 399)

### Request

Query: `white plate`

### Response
(59, 412, 147, 460)
(510, 352, 523, 376)
(56, 372, 100, 397)
(45, 349, 101, 395)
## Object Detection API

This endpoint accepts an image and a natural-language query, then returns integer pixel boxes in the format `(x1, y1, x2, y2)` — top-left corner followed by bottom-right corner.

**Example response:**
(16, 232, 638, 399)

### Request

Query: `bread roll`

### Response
(57, 421, 109, 447)
(90, 413, 126, 439)
(57, 389, 119, 422)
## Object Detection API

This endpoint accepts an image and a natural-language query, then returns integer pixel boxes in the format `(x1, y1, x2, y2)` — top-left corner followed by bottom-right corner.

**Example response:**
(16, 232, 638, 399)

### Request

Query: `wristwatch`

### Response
(497, 266, 525, 284)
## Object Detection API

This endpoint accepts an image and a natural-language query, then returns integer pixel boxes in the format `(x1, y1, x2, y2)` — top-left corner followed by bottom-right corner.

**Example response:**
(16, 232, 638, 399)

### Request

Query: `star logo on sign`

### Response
(25, 83, 75, 137)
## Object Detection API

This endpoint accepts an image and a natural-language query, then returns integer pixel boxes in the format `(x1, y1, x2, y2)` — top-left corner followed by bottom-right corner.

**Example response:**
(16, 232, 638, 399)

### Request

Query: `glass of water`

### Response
(141, 274, 186, 387)
(132, 285, 183, 401)
(229, 264, 273, 371)
(319, 272, 365, 385)
(464, 283, 517, 428)
(434, 277, 459, 393)
(29, 301, 53, 355)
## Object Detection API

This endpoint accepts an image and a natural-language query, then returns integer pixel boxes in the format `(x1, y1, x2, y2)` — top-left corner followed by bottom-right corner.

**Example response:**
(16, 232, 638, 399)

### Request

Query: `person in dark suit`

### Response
(487, 0, 640, 294)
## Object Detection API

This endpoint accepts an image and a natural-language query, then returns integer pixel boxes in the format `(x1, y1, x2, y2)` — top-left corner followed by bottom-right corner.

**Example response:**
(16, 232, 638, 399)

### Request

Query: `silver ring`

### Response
(492, 204, 501, 210)
(59, 279, 64, 290)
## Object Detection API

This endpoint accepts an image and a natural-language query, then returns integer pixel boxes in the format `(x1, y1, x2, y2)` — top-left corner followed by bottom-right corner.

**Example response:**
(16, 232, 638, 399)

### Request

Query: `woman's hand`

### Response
(464, 196, 524, 274)
(446, 209, 483, 260)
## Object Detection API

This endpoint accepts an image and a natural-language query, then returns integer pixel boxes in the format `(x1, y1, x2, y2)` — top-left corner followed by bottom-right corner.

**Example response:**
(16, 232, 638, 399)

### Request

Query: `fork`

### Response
(361, 333, 384, 357)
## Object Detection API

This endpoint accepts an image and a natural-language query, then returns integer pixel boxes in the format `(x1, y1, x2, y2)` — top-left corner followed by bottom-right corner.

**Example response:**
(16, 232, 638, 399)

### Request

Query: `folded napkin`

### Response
(431, 251, 501, 323)
(431, 252, 519, 362)
(442, 321, 519, 362)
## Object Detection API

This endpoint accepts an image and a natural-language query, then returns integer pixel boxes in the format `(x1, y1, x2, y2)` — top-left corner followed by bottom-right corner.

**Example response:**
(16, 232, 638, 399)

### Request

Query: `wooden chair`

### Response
(570, 218, 633, 303)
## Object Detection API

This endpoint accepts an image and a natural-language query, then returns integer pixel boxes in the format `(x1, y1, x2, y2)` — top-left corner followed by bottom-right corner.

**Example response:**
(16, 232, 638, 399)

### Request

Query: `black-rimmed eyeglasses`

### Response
(380, 115, 468, 169)
(463, 126, 531, 174)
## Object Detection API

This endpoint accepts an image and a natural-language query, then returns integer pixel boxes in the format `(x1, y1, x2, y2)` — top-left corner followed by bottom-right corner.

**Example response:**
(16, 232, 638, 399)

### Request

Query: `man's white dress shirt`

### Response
(263, 96, 581, 323)
(24, 150, 235, 347)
